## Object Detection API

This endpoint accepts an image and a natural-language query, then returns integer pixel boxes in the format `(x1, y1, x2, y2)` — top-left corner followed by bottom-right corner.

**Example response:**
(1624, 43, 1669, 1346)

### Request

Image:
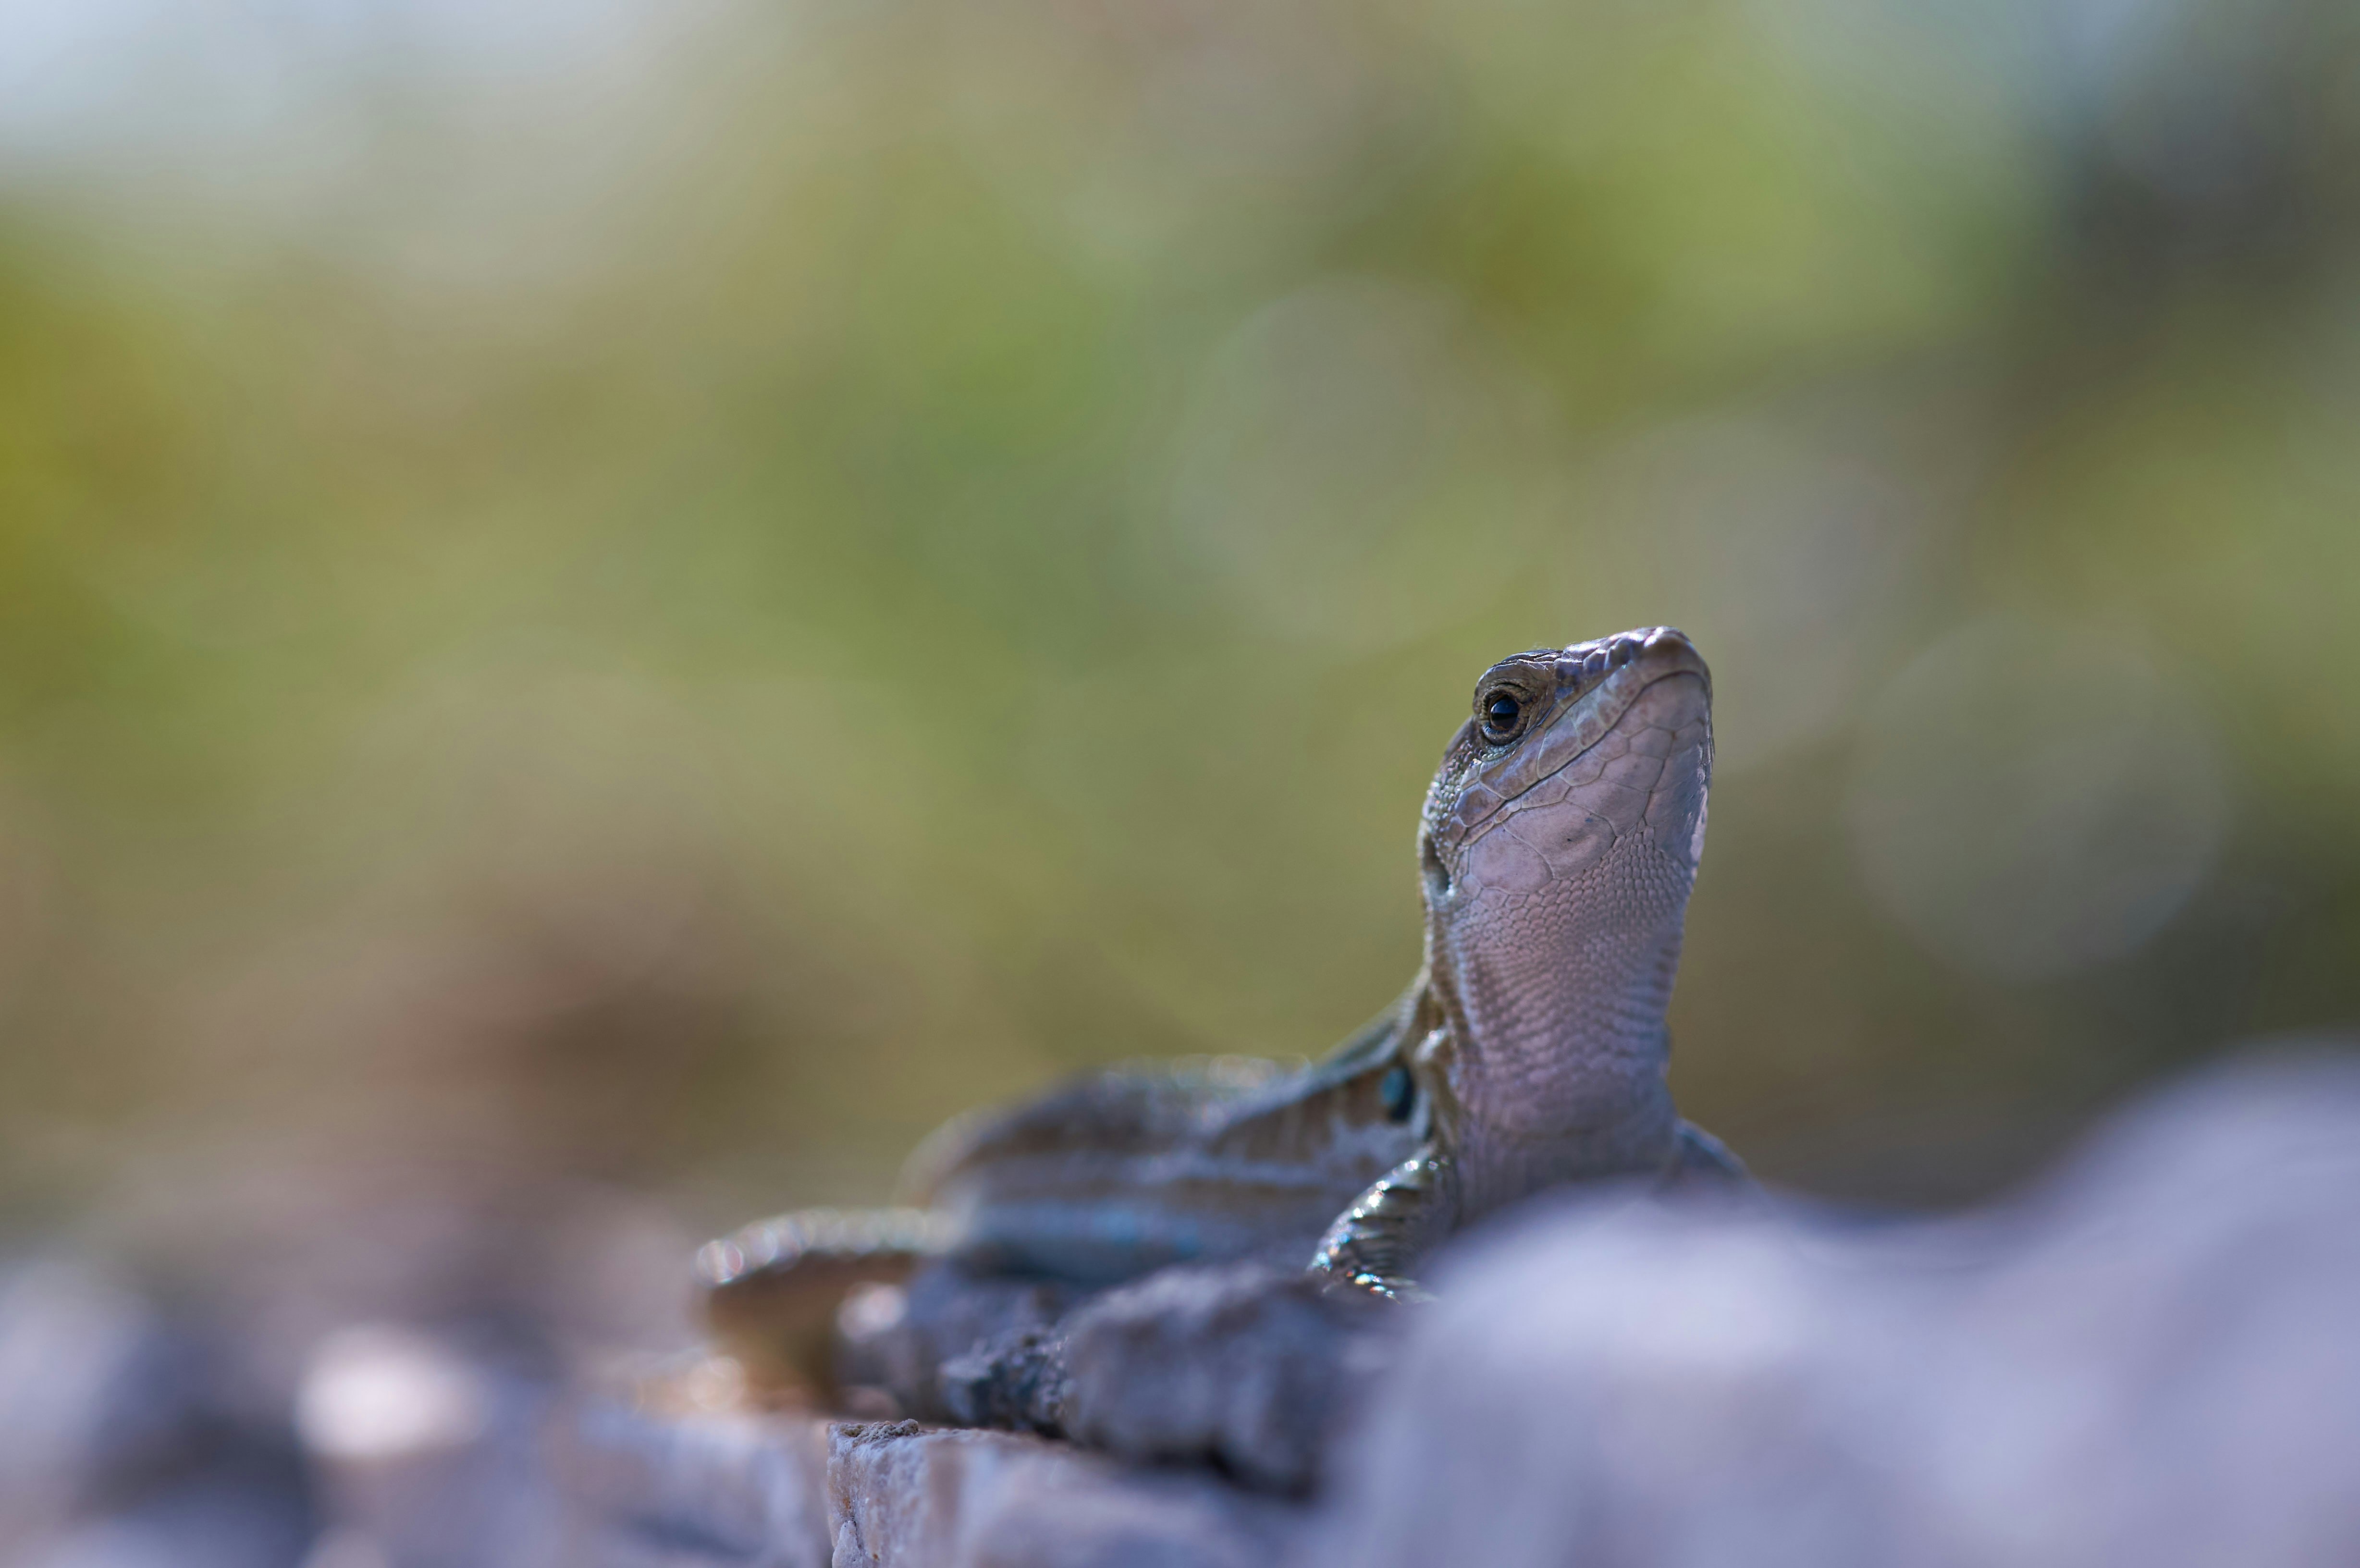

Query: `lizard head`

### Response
(1414, 626, 1713, 1208)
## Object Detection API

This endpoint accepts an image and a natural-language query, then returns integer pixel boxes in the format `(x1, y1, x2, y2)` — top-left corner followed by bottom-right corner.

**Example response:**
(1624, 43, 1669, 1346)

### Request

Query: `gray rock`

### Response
(0, 1262, 317, 1568)
(828, 1421, 1305, 1568)
(553, 1401, 832, 1567)
(296, 1325, 597, 1568)
(1315, 1051, 2360, 1568)
(566, 1409, 1309, 1567)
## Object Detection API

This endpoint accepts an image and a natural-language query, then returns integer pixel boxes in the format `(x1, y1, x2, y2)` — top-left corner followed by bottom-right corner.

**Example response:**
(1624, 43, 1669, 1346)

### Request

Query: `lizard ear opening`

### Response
(1420, 831, 1452, 904)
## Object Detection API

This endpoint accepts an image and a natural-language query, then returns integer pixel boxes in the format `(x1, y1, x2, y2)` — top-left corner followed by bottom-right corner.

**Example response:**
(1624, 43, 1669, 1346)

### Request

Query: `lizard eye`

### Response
(1480, 691, 1524, 742)
(1380, 1066, 1415, 1123)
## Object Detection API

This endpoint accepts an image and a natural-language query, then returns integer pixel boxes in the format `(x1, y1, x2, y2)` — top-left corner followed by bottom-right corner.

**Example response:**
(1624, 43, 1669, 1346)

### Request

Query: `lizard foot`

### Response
(945, 1261, 1396, 1494)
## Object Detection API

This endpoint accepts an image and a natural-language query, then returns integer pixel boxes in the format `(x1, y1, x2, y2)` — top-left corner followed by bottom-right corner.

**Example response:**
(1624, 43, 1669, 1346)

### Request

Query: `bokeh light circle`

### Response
(1847, 614, 2230, 980)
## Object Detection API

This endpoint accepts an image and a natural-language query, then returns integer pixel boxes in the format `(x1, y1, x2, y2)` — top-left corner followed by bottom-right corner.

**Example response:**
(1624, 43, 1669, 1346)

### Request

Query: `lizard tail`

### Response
(696, 1207, 949, 1405)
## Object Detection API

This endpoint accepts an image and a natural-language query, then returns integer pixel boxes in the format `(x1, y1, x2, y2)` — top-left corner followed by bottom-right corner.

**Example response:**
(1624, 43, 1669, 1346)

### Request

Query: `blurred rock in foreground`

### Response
(553, 1400, 832, 1567)
(13, 1050, 2359, 1566)
(569, 1050, 2360, 1566)
(1320, 1050, 2360, 1568)
(0, 1262, 316, 1568)
(566, 1408, 1306, 1567)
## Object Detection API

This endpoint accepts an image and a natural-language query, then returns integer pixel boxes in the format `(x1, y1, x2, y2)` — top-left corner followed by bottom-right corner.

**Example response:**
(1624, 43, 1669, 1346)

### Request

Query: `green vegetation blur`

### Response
(1, 0, 2356, 1243)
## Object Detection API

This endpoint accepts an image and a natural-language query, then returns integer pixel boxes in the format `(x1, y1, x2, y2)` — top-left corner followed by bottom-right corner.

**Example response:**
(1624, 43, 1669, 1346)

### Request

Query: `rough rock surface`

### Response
(555, 1403, 833, 1567)
(562, 1406, 1307, 1567)
(829, 1421, 1306, 1568)
(1315, 1052, 2360, 1568)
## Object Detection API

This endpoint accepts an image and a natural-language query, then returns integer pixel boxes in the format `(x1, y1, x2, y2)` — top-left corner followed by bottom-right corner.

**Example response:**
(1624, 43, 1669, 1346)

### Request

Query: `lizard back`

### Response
(908, 989, 1427, 1282)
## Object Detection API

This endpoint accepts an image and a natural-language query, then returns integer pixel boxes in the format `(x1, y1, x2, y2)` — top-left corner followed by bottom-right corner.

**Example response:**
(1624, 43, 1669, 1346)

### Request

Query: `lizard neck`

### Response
(1420, 828, 1690, 1224)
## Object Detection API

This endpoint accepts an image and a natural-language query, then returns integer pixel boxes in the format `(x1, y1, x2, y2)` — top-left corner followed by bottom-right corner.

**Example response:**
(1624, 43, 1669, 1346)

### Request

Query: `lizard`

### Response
(699, 625, 1741, 1401)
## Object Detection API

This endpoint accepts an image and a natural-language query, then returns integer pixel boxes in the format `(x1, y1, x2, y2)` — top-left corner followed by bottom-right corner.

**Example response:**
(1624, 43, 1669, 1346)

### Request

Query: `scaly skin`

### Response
(702, 627, 1740, 1390)
(1312, 625, 1737, 1296)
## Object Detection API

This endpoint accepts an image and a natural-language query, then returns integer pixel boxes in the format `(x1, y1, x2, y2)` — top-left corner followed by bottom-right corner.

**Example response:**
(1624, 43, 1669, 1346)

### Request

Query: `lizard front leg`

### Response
(1306, 1145, 1461, 1302)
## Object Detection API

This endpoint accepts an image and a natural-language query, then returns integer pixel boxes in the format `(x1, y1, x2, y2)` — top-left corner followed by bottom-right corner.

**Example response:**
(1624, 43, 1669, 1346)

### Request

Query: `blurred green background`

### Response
(0, 0, 2356, 1308)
